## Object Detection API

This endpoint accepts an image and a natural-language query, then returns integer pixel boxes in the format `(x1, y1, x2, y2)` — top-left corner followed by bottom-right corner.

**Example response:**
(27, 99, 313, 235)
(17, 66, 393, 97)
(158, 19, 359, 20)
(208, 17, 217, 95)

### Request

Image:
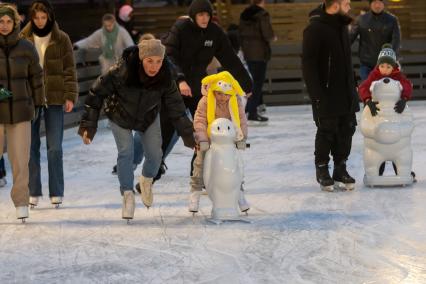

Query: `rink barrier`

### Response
(262, 39, 426, 105)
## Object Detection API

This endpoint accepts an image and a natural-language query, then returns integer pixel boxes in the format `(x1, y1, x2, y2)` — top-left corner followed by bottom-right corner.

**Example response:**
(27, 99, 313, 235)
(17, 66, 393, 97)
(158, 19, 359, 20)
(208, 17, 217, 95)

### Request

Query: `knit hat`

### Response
(138, 39, 165, 60)
(201, 71, 245, 140)
(0, 4, 20, 29)
(377, 43, 397, 67)
(188, 0, 213, 22)
(119, 5, 133, 22)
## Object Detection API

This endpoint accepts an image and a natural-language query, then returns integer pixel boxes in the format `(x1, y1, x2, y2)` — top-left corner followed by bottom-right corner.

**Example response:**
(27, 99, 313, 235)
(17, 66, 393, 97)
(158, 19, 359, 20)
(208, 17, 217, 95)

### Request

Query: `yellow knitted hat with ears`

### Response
(201, 71, 245, 140)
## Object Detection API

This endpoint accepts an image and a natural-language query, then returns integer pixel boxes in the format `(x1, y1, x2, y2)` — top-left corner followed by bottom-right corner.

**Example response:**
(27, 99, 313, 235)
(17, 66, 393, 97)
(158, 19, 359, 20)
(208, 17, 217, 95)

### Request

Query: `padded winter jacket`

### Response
(350, 11, 401, 68)
(239, 4, 275, 62)
(79, 47, 192, 138)
(194, 94, 248, 143)
(0, 27, 44, 124)
(358, 67, 412, 102)
(162, 17, 252, 107)
(302, 4, 360, 120)
(21, 22, 78, 105)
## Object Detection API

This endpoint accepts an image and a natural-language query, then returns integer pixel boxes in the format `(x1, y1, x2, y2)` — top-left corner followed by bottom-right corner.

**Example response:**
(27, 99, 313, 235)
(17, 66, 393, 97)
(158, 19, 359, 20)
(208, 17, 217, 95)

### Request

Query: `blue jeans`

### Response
(359, 65, 373, 82)
(246, 61, 268, 116)
(110, 115, 162, 194)
(29, 105, 64, 197)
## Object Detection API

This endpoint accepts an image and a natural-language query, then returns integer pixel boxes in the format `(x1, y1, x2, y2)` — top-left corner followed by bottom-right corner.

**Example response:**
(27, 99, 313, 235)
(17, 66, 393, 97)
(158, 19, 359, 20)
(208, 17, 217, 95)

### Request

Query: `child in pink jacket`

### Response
(189, 71, 249, 213)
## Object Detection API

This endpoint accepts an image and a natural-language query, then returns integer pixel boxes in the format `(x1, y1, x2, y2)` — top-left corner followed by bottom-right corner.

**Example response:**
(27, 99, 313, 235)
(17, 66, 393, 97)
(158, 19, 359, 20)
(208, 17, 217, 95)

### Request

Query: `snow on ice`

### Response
(0, 102, 425, 283)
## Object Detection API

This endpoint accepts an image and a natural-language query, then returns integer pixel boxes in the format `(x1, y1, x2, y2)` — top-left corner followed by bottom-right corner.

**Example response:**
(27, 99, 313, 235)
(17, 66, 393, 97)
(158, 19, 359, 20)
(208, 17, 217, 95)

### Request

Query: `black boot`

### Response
(333, 161, 355, 190)
(316, 164, 334, 192)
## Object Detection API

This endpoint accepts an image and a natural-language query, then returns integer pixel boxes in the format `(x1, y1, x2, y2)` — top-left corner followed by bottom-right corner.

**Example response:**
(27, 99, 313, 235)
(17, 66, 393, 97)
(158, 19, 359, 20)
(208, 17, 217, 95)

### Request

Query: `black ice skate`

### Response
(333, 162, 355, 191)
(316, 164, 334, 192)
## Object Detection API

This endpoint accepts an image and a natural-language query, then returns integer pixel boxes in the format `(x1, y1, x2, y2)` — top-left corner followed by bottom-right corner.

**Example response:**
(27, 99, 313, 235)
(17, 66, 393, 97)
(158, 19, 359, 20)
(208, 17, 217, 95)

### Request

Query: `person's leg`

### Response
(139, 115, 163, 178)
(109, 121, 135, 195)
(0, 155, 6, 186)
(7, 122, 31, 207)
(314, 116, 338, 190)
(332, 114, 357, 189)
(246, 61, 268, 120)
(133, 131, 144, 166)
(28, 107, 43, 197)
(138, 115, 162, 207)
(359, 65, 373, 82)
(44, 105, 65, 198)
(189, 149, 205, 212)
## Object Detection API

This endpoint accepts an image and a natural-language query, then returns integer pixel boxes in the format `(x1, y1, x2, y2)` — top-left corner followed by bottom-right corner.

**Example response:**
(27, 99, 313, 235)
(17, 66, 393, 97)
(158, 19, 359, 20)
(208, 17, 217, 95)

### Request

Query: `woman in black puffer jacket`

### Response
(0, 3, 44, 221)
(78, 39, 195, 221)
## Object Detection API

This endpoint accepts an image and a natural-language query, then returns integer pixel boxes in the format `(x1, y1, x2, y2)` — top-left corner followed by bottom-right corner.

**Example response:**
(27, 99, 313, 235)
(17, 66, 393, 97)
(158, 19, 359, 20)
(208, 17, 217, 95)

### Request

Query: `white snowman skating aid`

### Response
(360, 77, 415, 186)
(203, 118, 245, 222)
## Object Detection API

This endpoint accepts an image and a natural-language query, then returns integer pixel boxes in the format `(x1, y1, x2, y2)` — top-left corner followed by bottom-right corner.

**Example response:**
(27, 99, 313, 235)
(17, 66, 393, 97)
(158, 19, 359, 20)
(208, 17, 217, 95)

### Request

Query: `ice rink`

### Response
(0, 102, 425, 283)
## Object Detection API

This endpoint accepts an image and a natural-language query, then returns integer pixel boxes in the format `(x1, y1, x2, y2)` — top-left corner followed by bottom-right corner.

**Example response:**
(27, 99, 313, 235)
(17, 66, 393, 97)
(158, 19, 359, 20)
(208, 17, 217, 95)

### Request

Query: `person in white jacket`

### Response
(74, 13, 134, 73)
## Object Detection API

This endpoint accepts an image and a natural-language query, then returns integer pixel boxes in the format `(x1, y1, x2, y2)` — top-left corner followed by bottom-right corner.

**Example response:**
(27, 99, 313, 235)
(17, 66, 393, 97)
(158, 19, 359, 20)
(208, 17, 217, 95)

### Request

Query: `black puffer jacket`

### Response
(350, 10, 401, 68)
(239, 4, 275, 61)
(302, 5, 360, 120)
(79, 47, 192, 138)
(0, 24, 44, 124)
(162, 0, 252, 107)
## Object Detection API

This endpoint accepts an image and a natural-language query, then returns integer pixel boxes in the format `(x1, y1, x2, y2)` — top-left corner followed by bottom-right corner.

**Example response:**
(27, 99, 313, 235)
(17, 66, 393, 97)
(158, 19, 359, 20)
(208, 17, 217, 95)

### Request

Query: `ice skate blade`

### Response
(334, 181, 355, 191)
(207, 218, 252, 225)
(321, 185, 334, 192)
(247, 121, 268, 127)
(53, 204, 60, 209)
(18, 218, 27, 223)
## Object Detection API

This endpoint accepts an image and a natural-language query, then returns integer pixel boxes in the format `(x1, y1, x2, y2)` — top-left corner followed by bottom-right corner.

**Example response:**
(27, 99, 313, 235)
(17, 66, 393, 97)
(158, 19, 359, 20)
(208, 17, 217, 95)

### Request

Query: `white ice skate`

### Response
(122, 191, 135, 224)
(16, 206, 29, 223)
(29, 196, 39, 209)
(50, 196, 62, 208)
(139, 176, 153, 209)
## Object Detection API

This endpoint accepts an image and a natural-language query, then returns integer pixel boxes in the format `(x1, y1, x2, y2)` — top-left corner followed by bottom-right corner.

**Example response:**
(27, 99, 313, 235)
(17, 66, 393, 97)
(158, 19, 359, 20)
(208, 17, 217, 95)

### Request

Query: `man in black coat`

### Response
(162, 0, 253, 117)
(302, 0, 360, 192)
(350, 0, 401, 81)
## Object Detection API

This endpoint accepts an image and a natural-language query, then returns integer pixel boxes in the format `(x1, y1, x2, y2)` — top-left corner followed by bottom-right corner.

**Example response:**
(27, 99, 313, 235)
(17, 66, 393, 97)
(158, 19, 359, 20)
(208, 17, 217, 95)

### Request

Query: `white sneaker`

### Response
(122, 191, 135, 220)
(139, 176, 153, 208)
(0, 177, 6, 187)
(238, 190, 250, 212)
(16, 206, 29, 220)
(189, 191, 201, 213)
(29, 196, 39, 207)
(50, 196, 63, 205)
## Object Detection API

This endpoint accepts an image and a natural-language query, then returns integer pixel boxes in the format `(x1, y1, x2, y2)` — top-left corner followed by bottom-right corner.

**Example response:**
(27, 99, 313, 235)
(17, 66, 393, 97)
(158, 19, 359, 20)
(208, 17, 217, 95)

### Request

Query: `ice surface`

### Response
(0, 102, 425, 283)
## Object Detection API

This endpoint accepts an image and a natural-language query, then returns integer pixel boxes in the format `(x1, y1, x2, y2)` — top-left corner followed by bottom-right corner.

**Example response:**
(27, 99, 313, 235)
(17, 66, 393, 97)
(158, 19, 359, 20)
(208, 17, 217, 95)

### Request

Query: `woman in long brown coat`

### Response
(0, 3, 44, 221)
(21, 0, 78, 208)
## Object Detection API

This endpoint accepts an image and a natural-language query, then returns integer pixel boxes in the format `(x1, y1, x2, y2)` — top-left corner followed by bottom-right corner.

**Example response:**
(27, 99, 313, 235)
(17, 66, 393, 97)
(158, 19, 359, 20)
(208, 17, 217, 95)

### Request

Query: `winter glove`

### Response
(78, 126, 97, 144)
(365, 100, 380, 116)
(181, 133, 196, 149)
(236, 140, 247, 150)
(394, 99, 407, 114)
(199, 141, 210, 152)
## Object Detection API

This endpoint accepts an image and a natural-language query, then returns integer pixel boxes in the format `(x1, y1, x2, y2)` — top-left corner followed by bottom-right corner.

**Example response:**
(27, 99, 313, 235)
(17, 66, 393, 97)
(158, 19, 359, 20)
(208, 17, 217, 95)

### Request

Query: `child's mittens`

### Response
(394, 99, 407, 114)
(365, 99, 380, 116)
(199, 141, 210, 152)
(236, 140, 247, 150)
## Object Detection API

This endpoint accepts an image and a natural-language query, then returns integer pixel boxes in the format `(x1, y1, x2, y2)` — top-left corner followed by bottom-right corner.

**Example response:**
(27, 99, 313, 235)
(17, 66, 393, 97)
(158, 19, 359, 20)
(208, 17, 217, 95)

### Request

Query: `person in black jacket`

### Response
(78, 39, 195, 221)
(350, 0, 401, 81)
(162, 0, 252, 117)
(302, 0, 360, 192)
(239, 0, 275, 124)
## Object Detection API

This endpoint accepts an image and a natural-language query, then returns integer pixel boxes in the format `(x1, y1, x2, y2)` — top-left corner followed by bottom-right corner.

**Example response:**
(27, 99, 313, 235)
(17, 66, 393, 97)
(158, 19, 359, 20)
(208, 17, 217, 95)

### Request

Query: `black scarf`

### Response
(31, 19, 54, 37)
